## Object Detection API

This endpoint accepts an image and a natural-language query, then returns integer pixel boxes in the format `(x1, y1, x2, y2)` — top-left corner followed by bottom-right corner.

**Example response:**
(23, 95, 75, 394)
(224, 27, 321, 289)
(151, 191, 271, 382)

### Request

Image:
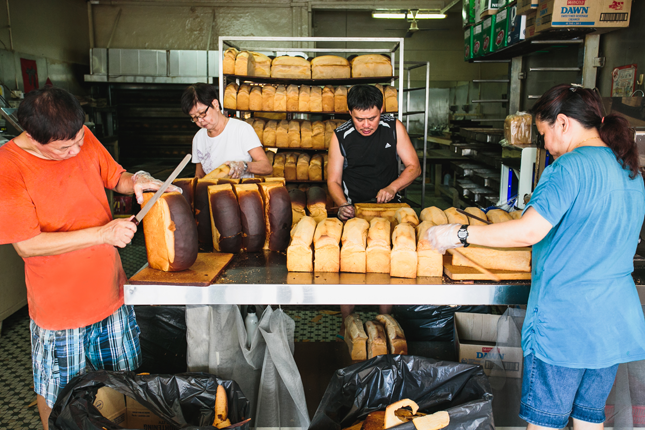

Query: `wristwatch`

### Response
(242, 161, 248, 173)
(457, 225, 470, 247)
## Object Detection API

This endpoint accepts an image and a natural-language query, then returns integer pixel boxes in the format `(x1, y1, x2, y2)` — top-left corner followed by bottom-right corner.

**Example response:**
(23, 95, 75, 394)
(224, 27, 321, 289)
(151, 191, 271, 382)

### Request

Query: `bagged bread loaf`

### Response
(365, 320, 388, 359)
(300, 120, 312, 148)
(351, 54, 392, 78)
(314, 218, 343, 272)
(232, 184, 266, 252)
(464, 207, 488, 226)
(274, 85, 287, 112)
(299, 85, 311, 112)
(286, 84, 299, 112)
(251, 52, 272, 77)
(249, 86, 263, 111)
(375, 314, 407, 354)
(272, 153, 286, 177)
(296, 153, 310, 180)
(311, 55, 350, 79)
(262, 85, 276, 111)
(340, 217, 369, 273)
(289, 188, 307, 226)
(324, 120, 336, 149)
(142, 191, 198, 271)
(287, 216, 317, 272)
(366, 217, 391, 273)
(416, 221, 443, 277)
(504, 111, 532, 145)
(390, 223, 417, 278)
(395, 207, 419, 227)
(288, 120, 301, 148)
(271, 55, 311, 79)
(344, 313, 368, 360)
(322, 85, 335, 112)
(234, 51, 256, 76)
(335, 86, 348, 113)
(237, 84, 251, 111)
(252, 119, 265, 144)
(172, 177, 197, 213)
(203, 163, 230, 180)
(263, 120, 277, 147)
(384, 85, 398, 112)
(208, 184, 243, 253)
(284, 152, 297, 181)
(223, 83, 238, 110)
(194, 179, 220, 251)
(310, 86, 322, 112)
(308, 153, 323, 181)
(222, 48, 238, 75)
(276, 120, 289, 148)
(258, 182, 292, 251)
(307, 186, 327, 223)
(487, 209, 513, 223)
(312, 121, 325, 149)
(444, 207, 469, 225)
(420, 206, 448, 225)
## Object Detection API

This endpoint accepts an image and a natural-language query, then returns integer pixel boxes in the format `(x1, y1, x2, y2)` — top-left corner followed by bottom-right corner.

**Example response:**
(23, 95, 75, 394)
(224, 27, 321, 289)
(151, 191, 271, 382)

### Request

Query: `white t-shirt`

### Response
(192, 118, 261, 178)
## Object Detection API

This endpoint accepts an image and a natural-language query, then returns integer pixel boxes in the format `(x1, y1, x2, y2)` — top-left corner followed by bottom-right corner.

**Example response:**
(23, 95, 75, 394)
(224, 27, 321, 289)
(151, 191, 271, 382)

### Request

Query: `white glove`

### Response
(424, 223, 463, 254)
(131, 170, 182, 204)
(226, 161, 248, 179)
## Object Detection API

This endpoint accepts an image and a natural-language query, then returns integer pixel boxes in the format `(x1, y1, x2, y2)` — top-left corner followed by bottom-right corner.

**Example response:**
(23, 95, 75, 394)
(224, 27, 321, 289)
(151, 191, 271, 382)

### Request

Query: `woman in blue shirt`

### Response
(427, 84, 645, 429)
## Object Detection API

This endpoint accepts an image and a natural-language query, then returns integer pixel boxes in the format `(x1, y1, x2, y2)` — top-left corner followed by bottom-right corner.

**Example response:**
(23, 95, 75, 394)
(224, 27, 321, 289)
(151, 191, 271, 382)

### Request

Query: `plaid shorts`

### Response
(31, 305, 142, 408)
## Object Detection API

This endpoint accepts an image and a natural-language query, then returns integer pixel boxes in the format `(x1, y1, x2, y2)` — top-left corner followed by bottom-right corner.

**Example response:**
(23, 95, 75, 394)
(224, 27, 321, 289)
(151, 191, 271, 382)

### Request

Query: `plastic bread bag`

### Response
(504, 112, 532, 145)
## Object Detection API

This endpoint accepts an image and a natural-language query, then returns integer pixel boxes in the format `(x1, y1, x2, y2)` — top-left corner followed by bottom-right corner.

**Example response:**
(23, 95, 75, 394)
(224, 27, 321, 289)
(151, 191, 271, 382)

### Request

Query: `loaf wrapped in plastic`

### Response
(504, 112, 532, 145)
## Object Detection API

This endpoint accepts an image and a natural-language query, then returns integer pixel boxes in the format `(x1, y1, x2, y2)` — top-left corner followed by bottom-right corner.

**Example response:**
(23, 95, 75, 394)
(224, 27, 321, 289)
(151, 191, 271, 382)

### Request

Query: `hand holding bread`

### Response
(424, 223, 462, 254)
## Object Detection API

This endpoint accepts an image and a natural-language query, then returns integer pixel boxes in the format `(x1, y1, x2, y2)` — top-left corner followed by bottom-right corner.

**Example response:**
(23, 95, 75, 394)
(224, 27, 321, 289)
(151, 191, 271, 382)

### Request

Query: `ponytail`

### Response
(599, 113, 641, 179)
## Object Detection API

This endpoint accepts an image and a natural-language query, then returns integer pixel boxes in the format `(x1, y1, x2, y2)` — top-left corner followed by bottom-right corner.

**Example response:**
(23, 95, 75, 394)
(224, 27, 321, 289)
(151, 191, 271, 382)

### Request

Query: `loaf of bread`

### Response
(310, 86, 322, 112)
(322, 85, 335, 112)
(288, 120, 301, 148)
(314, 218, 343, 272)
(334, 86, 348, 113)
(416, 221, 443, 277)
(252, 119, 265, 145)
(262, 85, 276, 111)
(487, 209, 513, 223)
(286, 84, 299, 112)
(365, 320, 388, 359)
(297, 153, 310, 180)
(249, 86, 263, 111)
(289, 188, 307, 226)
(284, 152, 297, 181)
(344, 313, 368, 360)
(308, 153, 323, 181)
(142, 192, 198, 271)
(452, 245, 532, 272)
(258, 182, 292, 251)
(194, 179, 219, 251)
(311, 55, 351, 79)
(172, 177, 197, 214)
(240, 178, 262, 184)
(361, 412, 385, 430)
(208, 184, 243, 253)
(464, 207, 488, 226)
(263, 177, 286, 185)
(351, 54, 392, 78)
(272, 153, 286, 177)
(390, 223, 417, 278)
(504, 111, 532, 145)
(323, 154, 329, 180)
(420, 206, 448, 225)
(276, 120, 289, 148)
(222, 48, 238, 75)
(237, 84, 251, 111)
(231, 184, 266, 252)
(307, 186, 327, 224)
(395, 207, 419, 227)
(375, 83, 385, 100)
(223, 83, 238, 110)
(265, 150, 275, 167)
(366, 217, 391, 273)
(251, 52, 272, 77)
(216, 178, 240, 185)
(234, 51, 256, 76)
(375, 314, 407, 355)
(203, 163, 231, 180)
(300, 120, 312, 148)
(271, 55, 311, 79)
(324, 120, 336, 149)
(444, 207, 469, 225)
(340, 217, 369, 273)
(287, 216, 317, 272)
(384, 85, 398, 113)
(312, 121, 325, 149)
(355, 203, 410, 225)
(274, 85, 287, 112)
(509, 210, 522, 220)
(298, 85, 310, 112)
(263, 120, 277, 147)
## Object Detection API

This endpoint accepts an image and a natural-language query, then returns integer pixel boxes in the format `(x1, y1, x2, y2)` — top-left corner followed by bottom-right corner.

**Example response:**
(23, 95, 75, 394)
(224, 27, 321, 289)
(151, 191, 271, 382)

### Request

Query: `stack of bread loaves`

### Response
(343, 312, 407, 361)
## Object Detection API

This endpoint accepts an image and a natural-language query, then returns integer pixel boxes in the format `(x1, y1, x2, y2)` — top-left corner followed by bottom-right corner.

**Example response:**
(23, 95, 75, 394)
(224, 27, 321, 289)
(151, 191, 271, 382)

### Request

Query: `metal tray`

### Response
(470, 168, 501, 189)
(459, 128, 504, 144)
(451, 162, 487, 177)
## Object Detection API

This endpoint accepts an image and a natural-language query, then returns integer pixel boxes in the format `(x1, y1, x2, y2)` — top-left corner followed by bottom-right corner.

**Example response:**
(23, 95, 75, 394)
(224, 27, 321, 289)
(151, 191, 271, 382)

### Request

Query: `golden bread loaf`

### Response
(340, 217, 370, 273)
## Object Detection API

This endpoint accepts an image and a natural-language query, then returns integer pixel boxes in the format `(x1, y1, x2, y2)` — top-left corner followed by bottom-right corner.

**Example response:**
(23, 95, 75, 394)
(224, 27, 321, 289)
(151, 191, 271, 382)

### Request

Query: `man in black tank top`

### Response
(327, 85, 421, 221)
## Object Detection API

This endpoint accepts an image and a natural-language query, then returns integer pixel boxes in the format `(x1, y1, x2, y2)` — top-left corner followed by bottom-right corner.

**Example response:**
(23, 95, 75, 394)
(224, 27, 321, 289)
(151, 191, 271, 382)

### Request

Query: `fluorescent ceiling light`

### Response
(372, 12, 407, 19)
(416, 13, 446, 19)
(372, 11, 446, 19)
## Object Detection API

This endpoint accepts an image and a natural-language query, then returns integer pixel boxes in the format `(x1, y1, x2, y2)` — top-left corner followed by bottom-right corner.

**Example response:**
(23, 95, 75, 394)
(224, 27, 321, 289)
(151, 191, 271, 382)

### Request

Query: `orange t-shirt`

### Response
(0, 126, 127, 330)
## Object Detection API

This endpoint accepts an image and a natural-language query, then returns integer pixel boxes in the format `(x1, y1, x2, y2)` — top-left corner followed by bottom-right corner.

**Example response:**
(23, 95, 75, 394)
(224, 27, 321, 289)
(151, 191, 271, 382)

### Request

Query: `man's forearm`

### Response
(114, 172, 135, 195)
(387, 165, 421, 193)
(327, 181, 348, 205)
(13, 228, 103, 258)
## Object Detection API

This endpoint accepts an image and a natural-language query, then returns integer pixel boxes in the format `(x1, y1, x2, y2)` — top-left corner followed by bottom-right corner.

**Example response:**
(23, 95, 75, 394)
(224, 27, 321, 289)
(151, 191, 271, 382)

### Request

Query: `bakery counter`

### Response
(125, 251, 532, 306)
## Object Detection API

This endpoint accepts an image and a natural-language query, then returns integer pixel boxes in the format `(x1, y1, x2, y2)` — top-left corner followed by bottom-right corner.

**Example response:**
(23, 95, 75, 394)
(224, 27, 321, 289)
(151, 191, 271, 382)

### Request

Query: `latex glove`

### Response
(376, 186, 397, 203)
(424, 223, 463, 254)
(337, 204, 355, 221)
(131, 170, 182, 205)
(226, 161, 248, 179)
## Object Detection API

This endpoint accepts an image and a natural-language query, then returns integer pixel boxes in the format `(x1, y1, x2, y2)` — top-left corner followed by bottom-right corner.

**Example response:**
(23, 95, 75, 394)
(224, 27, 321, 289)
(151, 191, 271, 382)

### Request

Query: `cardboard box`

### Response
(517, 0, 538, 15)
(464, 26, 474, 61)
(454, 312, 524, 378)
(507, 4, 527, 45)
(93, 387, 176, 429)
(525, 10, 538, 37)
(493, 7, 509, 51)
(463, 0, 477, 26)
(536, 0, 632, 30)
(479, 0, 506, 19)
(481, 15, 496, 55)
(472, 21, 484, 57)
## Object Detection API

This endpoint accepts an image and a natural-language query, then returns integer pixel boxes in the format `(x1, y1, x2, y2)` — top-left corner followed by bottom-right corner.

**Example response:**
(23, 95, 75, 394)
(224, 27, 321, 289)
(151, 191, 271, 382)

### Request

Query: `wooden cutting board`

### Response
(443, 255, 531, 281)
(128, 252, 234, 286)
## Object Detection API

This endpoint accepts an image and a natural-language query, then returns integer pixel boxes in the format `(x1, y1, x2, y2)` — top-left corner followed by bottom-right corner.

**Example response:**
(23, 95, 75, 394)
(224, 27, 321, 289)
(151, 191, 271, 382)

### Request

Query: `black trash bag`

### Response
(135, 305, 188, 374)
(49, 370, 250, 430)
(394, 306, 492, 342)
(309, 355, 494, 430)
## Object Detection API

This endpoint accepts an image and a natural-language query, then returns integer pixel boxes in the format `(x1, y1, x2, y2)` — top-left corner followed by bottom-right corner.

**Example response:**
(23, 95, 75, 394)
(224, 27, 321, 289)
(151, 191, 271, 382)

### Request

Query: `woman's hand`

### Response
(131, 170, 182, 204)
(425, 223, 463, 254)
(226, 161, 247, 179)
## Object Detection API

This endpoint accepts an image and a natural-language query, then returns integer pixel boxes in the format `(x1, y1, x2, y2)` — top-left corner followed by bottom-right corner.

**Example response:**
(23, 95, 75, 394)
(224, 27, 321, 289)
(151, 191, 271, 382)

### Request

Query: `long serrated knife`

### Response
(132, 154, 192, 225)
(456, 208, 491, 225)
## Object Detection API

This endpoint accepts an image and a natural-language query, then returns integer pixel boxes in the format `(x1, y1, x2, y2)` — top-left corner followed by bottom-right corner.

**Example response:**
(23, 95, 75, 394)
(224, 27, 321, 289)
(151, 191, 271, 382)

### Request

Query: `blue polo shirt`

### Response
(523, 146, 645, 369)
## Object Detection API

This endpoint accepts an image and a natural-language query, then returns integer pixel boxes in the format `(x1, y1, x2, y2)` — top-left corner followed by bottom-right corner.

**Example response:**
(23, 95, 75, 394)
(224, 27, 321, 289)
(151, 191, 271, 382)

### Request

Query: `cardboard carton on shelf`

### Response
(472, 21, 485, 57)
(463, 0, 477, 26)
(507, 3, 527, 46)
(517, 0, 538, 15)
(525, 10, 538, 38)
(479, 0, 506, 19)
(493, 7, 510, 51)
(536, 0, 631, 32)
(482, 15, 496, 55)
(464, 26, 474, 61)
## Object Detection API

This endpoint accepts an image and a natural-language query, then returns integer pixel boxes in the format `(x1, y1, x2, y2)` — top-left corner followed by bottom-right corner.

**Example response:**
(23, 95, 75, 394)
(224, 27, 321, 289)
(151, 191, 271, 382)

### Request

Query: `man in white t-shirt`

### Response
(181, 83, 272, 178)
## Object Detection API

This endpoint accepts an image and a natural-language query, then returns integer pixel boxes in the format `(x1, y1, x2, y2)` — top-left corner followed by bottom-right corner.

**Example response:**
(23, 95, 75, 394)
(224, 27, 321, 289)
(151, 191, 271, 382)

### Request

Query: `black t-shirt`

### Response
(334, 114, 400, 203)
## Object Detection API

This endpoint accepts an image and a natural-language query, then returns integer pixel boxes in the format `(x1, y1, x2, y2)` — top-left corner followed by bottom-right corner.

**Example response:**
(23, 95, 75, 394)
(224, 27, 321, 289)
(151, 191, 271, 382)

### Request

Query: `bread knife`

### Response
(131, 154, 192, 225)
(456, 208, 491, 225)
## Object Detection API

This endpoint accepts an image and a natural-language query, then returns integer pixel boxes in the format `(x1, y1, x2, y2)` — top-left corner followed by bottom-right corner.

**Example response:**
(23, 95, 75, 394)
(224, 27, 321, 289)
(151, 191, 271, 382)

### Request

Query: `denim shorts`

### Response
(519, 353, 618, 428)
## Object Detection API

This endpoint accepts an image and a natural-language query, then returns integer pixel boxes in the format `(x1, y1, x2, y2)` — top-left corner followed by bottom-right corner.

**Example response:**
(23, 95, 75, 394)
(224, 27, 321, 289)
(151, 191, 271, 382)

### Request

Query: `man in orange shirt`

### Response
(0, 87, 179, 429)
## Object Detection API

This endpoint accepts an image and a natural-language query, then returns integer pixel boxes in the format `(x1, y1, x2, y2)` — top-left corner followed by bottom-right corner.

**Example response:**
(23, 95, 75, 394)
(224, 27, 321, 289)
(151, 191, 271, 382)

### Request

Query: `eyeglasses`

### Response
(190, 105, 210, 122)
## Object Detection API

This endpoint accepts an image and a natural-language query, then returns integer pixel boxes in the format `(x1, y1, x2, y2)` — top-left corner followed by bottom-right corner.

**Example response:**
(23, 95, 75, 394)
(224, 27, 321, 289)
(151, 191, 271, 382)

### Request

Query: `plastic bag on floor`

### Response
(255, 306, 310, 430)
(483, 307, 525, 391)
(186, 305, 266, 425)
(394, 305, 492, 342)
(49, 370, 249, 430)
(309, 355, 494, 430)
